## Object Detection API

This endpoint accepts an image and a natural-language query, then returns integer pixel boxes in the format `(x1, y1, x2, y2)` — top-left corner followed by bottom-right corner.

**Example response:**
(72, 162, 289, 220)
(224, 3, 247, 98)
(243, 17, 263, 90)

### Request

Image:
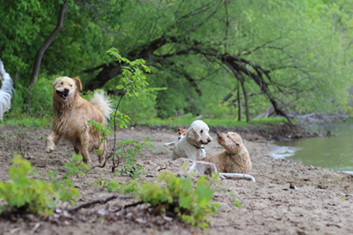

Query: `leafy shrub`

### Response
(118, 91, 158, 125)
(27, 76, 53, 117)
(97, 171, 219, 228)
(0, 155, 84, 216)
(116, 138, 153, 178)
(204, 102, 237, 119)
(9, 76, 53, 118)
(47, 154, 88, 205)
(0, 156, 57, 215)
(98, 178, 139, 194)
(136, 171, 219, 229)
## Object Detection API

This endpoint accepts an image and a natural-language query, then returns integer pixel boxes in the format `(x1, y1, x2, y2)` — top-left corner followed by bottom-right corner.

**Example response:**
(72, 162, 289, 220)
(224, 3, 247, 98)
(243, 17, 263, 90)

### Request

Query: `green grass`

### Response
(0, 115, 51, 128)
(0, 113, 288, 130)
(137, 114, 287, 129)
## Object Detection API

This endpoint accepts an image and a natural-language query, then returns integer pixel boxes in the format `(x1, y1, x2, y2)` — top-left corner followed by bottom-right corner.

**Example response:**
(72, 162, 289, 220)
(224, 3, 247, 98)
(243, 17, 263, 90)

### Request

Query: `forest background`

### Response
(1, 0, 353, 125)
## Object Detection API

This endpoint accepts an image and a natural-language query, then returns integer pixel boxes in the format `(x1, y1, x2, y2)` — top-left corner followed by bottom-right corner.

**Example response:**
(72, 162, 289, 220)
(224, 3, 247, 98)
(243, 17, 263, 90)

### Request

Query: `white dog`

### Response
(172, 120, 212, 161)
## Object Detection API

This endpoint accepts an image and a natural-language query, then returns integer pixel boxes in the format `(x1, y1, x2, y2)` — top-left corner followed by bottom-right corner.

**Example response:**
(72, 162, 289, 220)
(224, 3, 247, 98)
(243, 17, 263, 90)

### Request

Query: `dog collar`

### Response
(192, 144, 204, 150)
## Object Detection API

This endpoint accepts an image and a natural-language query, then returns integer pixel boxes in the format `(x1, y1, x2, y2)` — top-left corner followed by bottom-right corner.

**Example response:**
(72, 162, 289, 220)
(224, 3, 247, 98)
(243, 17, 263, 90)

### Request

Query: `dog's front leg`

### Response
(46, 131, 61, 152)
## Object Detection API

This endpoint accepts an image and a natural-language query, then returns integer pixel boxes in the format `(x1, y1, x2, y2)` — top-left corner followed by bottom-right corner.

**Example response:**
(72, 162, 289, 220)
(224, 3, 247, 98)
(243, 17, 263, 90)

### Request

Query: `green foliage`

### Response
(0, 156, 57, 215)
(0, 154, 89, 216)
(110, 110, 130, 129)
(87, 120, 113, 144)
(1, 127, 30, 157)
(6, 75, 53, 119)
(136, 172, 220, 229)
(118, 90, 158, 125)
(47, 154, 88, 206)
(138, 114, 286, 128)
(25, 76, 53, 117)
(0, 116, 51, 128)
(107, 48, 151, 98)
(98, 178, 139, 194)
(204, 102, 237, 119)
(62, 153, 91, 178)
(115, 138, 153, 178)
(3, 0, 353, 121)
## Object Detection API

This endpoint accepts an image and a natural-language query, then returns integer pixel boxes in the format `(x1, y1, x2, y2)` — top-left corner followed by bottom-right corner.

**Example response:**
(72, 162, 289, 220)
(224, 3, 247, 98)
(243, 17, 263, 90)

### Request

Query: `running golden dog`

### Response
(46, 76, 112, 164)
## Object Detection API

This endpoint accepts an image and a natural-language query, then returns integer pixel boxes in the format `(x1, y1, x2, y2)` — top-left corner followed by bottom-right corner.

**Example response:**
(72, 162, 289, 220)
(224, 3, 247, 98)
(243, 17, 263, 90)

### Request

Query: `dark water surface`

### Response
(271, 121, 353, 173)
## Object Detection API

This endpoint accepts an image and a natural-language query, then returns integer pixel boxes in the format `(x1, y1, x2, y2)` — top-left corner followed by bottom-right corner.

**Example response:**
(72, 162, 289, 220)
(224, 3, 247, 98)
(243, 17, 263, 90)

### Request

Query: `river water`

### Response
(270, 121, 353, 174)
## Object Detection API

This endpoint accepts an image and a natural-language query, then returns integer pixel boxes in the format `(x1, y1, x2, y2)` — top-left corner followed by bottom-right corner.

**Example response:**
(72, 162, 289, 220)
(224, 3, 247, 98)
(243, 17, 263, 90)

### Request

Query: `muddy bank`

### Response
(0, 124, 353, 234)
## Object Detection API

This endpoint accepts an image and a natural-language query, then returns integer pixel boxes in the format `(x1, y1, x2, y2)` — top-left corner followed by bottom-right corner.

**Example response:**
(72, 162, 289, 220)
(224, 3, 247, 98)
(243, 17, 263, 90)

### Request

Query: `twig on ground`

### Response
(114, 201, 145, 213)
(67, 194, 133, 214)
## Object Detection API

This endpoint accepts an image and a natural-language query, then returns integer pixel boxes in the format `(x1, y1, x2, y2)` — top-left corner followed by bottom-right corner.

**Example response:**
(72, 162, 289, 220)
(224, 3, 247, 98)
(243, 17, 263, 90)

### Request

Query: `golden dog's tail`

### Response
(90, 91, 113, 120)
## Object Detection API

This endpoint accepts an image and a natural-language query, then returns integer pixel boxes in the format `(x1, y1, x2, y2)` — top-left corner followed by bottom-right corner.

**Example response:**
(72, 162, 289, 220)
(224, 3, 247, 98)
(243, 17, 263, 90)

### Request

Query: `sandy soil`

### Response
(0, 125, 353, 235)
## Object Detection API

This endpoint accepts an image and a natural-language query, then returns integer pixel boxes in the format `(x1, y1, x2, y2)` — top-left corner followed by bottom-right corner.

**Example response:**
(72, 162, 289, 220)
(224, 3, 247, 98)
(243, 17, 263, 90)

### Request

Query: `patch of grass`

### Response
(137, 115, 287, 129)
(0, 115, 51, 128)
(0, 155, 81, 216)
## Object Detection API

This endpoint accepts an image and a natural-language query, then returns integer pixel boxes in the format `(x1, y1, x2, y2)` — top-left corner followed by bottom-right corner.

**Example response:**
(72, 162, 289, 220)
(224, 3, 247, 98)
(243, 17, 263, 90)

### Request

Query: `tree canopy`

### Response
(1, 0, 353, 121)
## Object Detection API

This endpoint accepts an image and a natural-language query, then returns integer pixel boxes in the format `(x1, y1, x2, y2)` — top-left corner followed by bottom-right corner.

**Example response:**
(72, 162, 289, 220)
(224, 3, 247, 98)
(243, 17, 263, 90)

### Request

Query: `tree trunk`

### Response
(84, 62, 123, 91)
(28, 1, 68, 87)
(240, 78, 250, 122)
(236, 84, 242, 121)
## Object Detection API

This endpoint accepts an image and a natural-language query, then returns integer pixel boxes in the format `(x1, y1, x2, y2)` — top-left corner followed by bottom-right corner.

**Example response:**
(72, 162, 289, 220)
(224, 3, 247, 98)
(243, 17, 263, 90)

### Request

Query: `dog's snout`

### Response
(63, 88, 70, 95)
(207, 137, 212, 143)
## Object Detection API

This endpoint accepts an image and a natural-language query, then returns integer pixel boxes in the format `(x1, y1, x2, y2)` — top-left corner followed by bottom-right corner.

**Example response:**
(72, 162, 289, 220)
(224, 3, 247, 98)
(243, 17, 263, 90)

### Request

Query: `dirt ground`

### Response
(1, 124, 353, 235)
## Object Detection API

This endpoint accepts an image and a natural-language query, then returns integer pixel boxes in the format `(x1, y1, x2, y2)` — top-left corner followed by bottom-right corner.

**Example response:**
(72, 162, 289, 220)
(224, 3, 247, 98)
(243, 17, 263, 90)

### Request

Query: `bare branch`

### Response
(67, 194, 134, 214)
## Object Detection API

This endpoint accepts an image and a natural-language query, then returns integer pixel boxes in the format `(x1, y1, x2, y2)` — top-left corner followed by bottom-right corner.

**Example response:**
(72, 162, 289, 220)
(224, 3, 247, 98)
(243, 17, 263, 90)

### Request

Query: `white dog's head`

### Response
(186, 120, 212, 146)
(53, 76, 82, 101)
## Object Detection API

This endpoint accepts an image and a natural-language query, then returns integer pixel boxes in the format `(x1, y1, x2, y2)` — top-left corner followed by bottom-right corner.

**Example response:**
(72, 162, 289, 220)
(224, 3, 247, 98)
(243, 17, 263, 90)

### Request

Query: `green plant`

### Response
(0, 156, 58, 215)
(87, 119, 113, 147)
(105, 49, 154, 171)
(98, 178, 139, 194)
(115, 138, 153, 178)
(47, 154, 89, 205)
(1, 127, 30, 157)
(136, 171, 220, 229)
(0, 154, 86, 216)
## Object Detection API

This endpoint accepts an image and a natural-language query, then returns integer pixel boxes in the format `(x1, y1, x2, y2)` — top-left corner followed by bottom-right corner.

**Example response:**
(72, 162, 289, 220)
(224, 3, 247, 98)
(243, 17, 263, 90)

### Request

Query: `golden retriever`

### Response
(46, 76, 112, 164)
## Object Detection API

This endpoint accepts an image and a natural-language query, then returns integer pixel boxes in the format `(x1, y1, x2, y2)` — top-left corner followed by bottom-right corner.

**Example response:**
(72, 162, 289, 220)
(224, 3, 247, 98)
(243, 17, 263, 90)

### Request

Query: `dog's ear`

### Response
(73, 77, 82, 91)
(187, 128, 200, 141)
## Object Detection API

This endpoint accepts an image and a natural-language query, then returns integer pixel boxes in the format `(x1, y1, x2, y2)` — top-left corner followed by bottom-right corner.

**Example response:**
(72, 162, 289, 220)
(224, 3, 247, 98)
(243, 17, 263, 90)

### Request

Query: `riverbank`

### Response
(0, 125, 353, 234)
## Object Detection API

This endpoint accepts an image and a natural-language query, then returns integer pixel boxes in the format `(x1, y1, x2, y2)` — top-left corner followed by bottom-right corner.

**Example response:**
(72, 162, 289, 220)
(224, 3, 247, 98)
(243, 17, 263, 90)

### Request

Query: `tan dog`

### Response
(46, 76, 112, 164)
(163, 128, 188, 146)
(205, 132, 252, 173)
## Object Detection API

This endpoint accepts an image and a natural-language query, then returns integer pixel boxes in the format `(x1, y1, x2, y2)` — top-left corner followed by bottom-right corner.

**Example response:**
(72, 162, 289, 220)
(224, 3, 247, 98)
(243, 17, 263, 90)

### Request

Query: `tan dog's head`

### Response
(53, 76, 82, 101)
(187, 120, 212, 145)
(217, 132, 244, 154)
(176, 128, 187, 138)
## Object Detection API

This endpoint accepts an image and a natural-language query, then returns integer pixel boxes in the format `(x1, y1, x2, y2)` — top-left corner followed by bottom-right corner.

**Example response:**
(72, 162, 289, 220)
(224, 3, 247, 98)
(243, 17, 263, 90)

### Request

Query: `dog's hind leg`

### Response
(79, 133, 92, 164)
(46, 131, 61, 153)
(73, 140, 81, 155)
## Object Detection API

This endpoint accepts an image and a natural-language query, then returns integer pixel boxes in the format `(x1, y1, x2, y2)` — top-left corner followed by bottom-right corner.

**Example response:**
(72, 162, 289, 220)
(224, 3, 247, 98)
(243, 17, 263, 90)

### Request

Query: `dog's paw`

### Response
(98, 156, 106, 165)
(46, 146, 54, 153)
